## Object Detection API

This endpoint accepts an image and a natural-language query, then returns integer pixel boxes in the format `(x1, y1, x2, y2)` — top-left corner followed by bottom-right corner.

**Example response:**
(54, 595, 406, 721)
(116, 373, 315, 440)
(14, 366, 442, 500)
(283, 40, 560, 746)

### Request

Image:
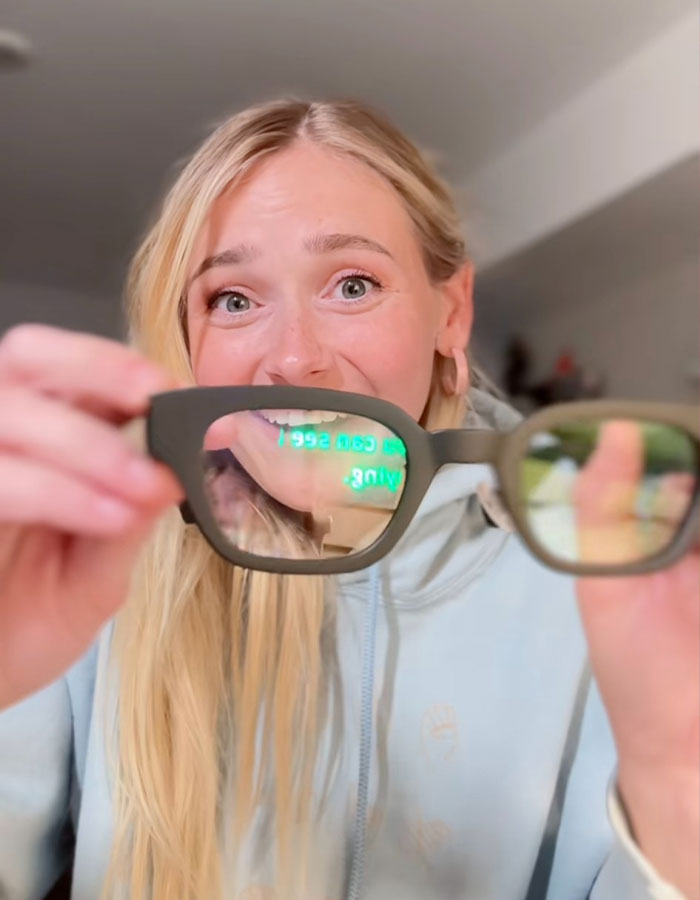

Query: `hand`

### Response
(0, 324, 184, 710)
(574, 421, 699, 897)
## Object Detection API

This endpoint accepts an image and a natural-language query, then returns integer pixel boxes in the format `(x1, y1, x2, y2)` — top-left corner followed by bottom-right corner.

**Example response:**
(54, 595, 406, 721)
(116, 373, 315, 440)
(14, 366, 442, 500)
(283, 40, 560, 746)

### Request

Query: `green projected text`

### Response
(344, 466, 403, 493)
(278, 426, 406, 457)
(275, 425, 406, 494)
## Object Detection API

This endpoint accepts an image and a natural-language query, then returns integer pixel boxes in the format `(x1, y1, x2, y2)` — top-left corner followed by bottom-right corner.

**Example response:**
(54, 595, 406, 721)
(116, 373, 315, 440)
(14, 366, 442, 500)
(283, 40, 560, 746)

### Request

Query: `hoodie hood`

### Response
(336, 388, 523, 609)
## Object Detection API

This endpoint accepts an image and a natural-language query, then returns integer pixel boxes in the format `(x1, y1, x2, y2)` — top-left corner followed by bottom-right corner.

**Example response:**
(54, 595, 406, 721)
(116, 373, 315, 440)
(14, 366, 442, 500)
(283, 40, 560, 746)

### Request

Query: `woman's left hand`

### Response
(573, 422, 699, 898)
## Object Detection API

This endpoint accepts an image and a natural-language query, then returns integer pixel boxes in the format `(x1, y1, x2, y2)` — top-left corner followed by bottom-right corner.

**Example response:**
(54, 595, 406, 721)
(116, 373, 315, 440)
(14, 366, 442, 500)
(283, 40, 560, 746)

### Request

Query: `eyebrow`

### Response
(187, 232, 394, 288)
(303, 232, 393, 258)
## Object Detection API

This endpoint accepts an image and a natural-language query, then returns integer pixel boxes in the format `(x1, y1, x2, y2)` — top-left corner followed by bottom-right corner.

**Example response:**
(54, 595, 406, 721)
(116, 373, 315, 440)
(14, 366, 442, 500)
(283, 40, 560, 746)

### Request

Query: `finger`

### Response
(583, 420, 644, 482)
(572, 422, 646, 564)
(0, 386, 181, 505)
(57, 513, 165, 640)
(0, 324, 183, 417)
(573, 421, 645, 522)
(204, 412, 241, 451)
(0, 453, 178, 536)
(650, 472, 696, 526)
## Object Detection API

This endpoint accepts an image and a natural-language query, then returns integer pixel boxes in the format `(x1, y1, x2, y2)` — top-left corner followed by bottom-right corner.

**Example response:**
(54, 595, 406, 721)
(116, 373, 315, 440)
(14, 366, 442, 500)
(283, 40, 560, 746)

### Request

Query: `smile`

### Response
(257, 410, 349, 427)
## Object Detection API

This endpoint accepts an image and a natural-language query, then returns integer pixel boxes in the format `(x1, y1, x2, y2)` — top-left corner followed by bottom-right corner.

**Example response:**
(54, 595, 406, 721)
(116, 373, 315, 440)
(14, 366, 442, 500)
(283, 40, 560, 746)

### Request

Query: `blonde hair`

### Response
(103, 97, 476, 899)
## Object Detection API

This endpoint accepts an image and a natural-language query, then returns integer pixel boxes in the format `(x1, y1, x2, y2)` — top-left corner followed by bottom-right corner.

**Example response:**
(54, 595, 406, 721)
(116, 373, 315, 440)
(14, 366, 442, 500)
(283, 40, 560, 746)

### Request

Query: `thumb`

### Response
(62, 508, 169, 641)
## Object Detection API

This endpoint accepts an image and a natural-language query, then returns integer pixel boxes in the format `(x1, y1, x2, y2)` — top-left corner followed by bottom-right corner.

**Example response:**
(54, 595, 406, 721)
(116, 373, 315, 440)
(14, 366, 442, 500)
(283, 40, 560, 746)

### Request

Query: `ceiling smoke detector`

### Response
(0, 30, 32, 70)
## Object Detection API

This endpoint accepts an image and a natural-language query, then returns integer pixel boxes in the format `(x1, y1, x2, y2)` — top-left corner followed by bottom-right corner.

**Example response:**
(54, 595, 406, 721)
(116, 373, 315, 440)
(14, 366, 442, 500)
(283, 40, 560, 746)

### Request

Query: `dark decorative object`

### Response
(504, 337, 605, 413)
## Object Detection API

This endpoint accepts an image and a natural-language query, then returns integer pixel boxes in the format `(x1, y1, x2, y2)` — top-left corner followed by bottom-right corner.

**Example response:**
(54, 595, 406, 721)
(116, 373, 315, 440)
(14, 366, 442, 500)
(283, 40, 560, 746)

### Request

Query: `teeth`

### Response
(260, 410, 348, 426)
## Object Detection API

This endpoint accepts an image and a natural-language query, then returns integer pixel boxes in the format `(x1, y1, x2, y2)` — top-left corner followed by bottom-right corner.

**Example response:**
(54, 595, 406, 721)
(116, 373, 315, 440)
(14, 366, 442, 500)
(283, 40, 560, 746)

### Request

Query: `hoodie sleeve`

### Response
(589, 774, 689, 900)
(0, 677, 75, 900)
(543, 670, 691, 900)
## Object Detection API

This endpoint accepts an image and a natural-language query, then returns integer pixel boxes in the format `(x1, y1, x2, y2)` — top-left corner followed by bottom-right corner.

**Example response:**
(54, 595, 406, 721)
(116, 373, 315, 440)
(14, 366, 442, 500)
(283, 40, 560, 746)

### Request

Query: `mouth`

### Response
(256, 410, 350, 427)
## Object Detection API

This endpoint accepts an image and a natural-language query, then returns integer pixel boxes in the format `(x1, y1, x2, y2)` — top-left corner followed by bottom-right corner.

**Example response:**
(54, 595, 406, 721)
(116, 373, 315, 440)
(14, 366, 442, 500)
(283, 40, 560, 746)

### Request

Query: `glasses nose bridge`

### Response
(431, 429, 503, 467)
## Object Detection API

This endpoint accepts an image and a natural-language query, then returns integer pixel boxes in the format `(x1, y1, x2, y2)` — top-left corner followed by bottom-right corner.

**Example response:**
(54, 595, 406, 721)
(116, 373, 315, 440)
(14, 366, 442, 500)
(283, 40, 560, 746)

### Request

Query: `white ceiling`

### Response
(0, 0, 695, 295)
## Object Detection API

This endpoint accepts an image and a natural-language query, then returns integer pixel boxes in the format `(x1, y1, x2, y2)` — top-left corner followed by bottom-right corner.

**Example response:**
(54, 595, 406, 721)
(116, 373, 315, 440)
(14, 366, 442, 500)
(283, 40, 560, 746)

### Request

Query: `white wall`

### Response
(0, 282, 125, 340)
(508, 254, 698, 402)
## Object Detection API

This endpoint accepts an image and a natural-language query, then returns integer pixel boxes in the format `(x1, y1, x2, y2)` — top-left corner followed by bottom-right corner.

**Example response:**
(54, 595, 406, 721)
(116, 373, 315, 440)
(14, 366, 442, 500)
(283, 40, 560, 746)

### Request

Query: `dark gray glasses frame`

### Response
(147, 386, 700, 577)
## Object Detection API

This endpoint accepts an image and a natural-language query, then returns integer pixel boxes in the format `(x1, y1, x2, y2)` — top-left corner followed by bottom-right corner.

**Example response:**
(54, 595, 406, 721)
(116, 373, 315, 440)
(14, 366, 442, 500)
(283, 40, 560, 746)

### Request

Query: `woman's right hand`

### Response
(0, 324, 185, 710)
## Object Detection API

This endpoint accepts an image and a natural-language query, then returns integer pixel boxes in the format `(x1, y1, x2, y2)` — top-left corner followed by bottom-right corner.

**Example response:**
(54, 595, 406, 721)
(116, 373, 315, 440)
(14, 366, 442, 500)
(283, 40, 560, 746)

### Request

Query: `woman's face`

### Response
(184, 140, 472, 525)
(185, 139, 472, 416)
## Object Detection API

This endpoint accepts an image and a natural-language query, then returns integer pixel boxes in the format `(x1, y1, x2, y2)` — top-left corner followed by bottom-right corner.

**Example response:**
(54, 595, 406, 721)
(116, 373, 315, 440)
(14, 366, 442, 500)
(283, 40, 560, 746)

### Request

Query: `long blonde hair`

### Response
(103, 97, 475, 900)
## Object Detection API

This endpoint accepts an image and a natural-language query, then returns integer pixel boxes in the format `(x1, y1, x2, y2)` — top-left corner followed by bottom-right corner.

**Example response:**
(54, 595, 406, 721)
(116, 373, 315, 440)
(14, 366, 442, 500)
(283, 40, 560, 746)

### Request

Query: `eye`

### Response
(210, 291, 253, 314)
(333, 273, 382, 302)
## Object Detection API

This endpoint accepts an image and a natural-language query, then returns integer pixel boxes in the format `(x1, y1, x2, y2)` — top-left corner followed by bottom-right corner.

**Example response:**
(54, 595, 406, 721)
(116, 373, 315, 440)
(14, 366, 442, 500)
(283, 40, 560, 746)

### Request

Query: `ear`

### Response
(435, 261, 474, 356)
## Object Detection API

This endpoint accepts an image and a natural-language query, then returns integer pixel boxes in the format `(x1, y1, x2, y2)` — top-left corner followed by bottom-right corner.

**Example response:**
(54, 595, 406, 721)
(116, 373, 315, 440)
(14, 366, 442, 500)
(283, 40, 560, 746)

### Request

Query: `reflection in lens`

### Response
(520, 418, 696, 566)
(201, 408, 407, 560)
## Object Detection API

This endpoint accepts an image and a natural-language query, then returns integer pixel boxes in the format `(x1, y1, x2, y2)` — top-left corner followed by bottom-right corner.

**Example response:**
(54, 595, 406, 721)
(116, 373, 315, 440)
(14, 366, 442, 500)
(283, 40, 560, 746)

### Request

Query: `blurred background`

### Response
(1, 0, 698, 406)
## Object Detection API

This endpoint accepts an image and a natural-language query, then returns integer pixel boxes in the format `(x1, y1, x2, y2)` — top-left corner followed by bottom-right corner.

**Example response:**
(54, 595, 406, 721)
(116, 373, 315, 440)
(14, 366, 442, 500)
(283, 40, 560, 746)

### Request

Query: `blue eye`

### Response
(334, 273, 382, 302)
(211, 291, 252, 313)
(341, 277, 372, 299)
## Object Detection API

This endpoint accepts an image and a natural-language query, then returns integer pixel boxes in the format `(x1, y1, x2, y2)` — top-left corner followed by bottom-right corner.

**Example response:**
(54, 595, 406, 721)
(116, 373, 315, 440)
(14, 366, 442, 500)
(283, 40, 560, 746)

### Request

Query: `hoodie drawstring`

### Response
(344, 564, 381, 900)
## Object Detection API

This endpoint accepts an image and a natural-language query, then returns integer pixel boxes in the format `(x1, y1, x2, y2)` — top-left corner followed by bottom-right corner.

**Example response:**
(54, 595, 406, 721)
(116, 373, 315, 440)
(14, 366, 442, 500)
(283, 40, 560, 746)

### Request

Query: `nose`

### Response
(263, 309, 335, 386)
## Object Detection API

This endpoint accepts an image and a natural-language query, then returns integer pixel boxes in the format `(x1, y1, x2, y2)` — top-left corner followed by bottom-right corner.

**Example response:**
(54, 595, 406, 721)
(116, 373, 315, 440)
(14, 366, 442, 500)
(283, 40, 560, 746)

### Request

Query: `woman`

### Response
(0, 98, 696, 900)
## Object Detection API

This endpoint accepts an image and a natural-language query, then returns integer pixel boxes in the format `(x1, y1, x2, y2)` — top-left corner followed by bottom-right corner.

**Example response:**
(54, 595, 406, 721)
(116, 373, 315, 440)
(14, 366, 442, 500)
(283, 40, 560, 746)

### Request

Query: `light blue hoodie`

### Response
(0, 389, 687, 900)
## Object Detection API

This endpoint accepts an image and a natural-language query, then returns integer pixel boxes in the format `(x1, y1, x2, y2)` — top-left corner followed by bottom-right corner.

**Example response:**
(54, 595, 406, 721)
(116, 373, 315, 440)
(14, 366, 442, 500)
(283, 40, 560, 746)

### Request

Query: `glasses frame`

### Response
(147, 386, 700, 577)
